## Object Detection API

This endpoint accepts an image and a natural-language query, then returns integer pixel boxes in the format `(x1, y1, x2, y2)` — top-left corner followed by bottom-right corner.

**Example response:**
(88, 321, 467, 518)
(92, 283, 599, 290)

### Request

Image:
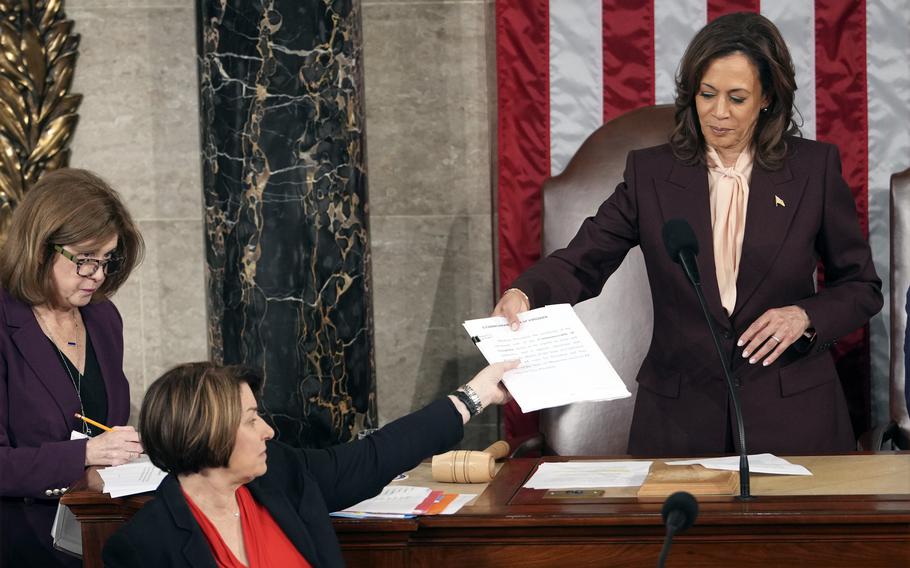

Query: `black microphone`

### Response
(662, 218, 700, 285)
(662, 219, 752, 500)
(657, 491, 699, 568)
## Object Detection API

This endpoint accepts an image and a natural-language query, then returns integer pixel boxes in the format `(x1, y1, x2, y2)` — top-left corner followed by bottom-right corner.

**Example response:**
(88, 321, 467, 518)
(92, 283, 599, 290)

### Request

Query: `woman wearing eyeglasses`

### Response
(0, 168, 145, 566)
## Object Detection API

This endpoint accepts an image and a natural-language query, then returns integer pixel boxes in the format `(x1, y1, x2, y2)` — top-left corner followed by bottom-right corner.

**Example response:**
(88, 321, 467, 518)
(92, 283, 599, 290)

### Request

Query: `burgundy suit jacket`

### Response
(513, 137, 883, 456)
(0, 289, 130, 498)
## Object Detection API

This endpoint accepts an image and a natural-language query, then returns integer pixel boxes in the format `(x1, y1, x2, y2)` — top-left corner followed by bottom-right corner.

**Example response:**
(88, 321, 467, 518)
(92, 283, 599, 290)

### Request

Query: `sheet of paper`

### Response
(523, 461, 653, 489)
(666, 454, 812, 476)
(463, 304, 631, 412)
(51, 503, 82, 557)
(97, 455, 168, 497)
(337, 485, 432, 515)
(439, 493, 477, 515)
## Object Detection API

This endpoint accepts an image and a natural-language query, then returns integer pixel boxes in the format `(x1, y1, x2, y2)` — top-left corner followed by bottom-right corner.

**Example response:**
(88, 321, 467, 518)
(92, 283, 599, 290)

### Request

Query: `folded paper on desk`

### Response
(666, 454, 812, 476)
(97, 455, 168, 497)
(463, 304, 631, 412)
(524, 461, 653, 489)
(333, 485, 478, 519)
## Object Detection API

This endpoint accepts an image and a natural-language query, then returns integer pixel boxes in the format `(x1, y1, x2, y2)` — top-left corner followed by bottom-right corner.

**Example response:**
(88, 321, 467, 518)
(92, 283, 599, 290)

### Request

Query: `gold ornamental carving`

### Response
(0, 0, 81, 243)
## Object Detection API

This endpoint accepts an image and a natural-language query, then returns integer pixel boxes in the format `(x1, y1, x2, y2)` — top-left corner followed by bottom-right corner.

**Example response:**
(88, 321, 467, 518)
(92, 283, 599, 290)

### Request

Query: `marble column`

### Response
(197, 0, 376, 448)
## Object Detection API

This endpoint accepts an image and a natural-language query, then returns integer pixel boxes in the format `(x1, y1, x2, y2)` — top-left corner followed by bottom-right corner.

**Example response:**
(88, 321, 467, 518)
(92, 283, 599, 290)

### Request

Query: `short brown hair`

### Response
(140, 362, 263, 475)
(0, 168, 144, 307)
(669, 12, 799, 170)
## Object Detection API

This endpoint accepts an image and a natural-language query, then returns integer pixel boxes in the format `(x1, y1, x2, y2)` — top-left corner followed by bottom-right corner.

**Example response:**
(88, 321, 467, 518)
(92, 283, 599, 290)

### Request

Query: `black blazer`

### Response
(513, 137, 883, 456)
(103, 398, 463, 568)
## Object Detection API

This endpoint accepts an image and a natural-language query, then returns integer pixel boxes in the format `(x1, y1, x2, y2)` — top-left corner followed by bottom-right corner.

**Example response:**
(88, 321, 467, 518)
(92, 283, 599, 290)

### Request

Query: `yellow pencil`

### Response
(74, 413, 113, 432)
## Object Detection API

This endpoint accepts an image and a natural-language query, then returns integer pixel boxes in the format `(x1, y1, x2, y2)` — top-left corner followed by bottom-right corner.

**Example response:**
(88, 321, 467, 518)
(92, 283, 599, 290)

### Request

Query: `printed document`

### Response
(97, 455, 168, 497)
(524, 461, 654, 489)
(463, 304, 630, 412)
(337, 485, 432, 515)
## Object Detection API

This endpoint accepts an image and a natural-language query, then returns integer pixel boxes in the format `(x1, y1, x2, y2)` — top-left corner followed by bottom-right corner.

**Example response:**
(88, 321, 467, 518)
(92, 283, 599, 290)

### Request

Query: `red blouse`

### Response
(184, 485, 312, 568)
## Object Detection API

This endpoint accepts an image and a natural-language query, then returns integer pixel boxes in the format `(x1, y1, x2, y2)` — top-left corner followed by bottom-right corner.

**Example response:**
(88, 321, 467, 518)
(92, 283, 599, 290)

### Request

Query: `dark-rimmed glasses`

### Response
(54, 245, 123, 277)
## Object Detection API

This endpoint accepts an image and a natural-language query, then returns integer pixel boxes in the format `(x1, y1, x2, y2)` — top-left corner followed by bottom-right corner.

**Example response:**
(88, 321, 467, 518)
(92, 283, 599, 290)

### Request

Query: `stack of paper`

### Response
(666, 454, 812, 476)
(332, 485, 478, 519)
(97, 455, 168, 497)
(463, 304, 631, 412)
(524, 461, 653, 489)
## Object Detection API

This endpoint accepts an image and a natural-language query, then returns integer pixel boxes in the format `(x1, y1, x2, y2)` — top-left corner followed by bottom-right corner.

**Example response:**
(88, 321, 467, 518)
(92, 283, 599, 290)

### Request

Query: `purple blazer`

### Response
(0, 288, 130, 498)
(513, 137, 883, 456)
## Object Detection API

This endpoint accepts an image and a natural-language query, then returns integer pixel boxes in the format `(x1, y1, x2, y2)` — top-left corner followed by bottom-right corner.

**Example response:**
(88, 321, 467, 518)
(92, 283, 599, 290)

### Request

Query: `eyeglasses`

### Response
(54, 245, 123, 277)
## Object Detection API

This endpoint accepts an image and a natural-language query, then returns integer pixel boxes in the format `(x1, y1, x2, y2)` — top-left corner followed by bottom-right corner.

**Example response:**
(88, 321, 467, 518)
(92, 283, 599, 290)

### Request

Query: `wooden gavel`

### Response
(431, 440, 510, 483)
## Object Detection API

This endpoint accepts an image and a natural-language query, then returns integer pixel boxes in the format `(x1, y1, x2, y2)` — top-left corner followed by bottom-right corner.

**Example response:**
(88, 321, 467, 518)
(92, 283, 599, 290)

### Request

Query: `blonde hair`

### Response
(140, 362, 263, 475)
(0, 168, 144, 306)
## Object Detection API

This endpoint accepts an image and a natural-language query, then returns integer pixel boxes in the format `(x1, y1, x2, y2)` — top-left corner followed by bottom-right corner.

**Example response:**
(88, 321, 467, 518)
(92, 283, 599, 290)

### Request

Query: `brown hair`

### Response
(669, 12, 800, 170)
(139, 362, 263, 475)
(0, 168, 144, 307)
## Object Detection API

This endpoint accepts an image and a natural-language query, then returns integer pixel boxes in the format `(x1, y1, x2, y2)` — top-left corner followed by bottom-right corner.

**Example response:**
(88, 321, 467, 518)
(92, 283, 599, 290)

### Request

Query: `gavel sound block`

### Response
(431, 440, 510, 483)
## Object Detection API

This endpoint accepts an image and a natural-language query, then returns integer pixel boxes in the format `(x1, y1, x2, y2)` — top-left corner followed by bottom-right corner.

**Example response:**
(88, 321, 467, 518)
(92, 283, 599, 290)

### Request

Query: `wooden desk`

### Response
(63, 454, 910, 567)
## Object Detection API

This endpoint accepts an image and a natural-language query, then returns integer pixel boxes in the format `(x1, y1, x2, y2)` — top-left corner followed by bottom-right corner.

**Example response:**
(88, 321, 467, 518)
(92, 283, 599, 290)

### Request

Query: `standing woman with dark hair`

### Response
(0, 168, 145, 566)
(494, 12, 882, 456)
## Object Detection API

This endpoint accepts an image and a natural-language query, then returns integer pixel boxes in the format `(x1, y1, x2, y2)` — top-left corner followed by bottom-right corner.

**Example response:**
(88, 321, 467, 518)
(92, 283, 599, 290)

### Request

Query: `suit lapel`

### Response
(157, 476, 220, 568)
(248, 478, 320, 566)
(657, 159, 730, 328)
(734, 160, 805, 315)
(5, 294, 79, 426)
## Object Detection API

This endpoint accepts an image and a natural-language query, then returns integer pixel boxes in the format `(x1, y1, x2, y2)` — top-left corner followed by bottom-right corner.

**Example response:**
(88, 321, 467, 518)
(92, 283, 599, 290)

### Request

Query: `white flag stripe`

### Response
(549, 0, 604, 175)
(653, 0, 706, 103)
(867, 0, 910, 425)
(762, 0, 816, 140)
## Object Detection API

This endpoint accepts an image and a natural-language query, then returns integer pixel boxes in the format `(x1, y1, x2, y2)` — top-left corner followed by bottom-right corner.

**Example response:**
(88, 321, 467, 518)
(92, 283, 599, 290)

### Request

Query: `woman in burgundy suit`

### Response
(495, 13, 882, 456)
(0, 169, 145, 566)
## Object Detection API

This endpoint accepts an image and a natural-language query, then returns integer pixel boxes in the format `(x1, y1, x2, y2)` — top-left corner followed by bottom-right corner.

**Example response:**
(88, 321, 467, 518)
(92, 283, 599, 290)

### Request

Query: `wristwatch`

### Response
(453, 384, 483, 416)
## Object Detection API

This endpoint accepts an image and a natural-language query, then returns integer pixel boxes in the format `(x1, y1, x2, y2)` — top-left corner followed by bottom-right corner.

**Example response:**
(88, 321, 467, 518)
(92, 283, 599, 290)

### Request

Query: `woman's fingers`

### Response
(85, 428, 146, 466)
(738, 306, 810, 366)
(492, 290, 529, 331)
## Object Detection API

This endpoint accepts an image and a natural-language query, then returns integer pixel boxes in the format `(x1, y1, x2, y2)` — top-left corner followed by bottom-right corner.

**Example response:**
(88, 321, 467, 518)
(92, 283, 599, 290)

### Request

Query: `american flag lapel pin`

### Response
(774, 195, 786, 207)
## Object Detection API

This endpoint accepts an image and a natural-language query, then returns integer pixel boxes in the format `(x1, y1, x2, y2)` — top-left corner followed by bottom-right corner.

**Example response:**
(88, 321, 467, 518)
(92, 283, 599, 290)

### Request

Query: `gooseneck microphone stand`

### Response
(664, 218, 752, 501)
(681, 247, 752, 500)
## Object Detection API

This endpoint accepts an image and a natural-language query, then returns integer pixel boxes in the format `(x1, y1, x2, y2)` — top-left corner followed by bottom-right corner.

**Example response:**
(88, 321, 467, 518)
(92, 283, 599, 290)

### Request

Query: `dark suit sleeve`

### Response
(511, 151, 641, 307)
(297, 398, 463, 512)
(103, 529, 146, 568)
(0, 352, 89, 498)
(794, 144, 883, 344)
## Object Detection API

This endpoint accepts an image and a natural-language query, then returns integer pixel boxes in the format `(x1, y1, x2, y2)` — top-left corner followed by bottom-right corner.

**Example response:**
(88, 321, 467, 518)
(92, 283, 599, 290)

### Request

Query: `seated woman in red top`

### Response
(103, 360, 515, 567)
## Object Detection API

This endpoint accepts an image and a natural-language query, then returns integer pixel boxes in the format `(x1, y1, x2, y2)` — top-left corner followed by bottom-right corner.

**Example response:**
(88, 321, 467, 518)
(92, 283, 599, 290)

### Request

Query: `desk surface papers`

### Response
(667, 454, 812, 476)
(97, 455, 168, 497)
(524, 461, 654, 489)
(463, 304, 630, 412)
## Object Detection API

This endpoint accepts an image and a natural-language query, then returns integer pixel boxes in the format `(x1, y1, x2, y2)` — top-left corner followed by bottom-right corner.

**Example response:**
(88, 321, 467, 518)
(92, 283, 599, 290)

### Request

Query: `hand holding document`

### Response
(666, 454, 812, 476)
(463, 304, 630, 412)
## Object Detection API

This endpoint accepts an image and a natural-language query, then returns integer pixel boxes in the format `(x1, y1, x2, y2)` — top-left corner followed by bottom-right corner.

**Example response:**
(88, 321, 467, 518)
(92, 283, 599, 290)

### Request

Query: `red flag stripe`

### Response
(813, 0, 871, 435)
(496, 0, 550, 295)
(496, 0, 550, 440)
(814, 0, 869, 236)
(708, 0, 761, 21)
(602, 0, 656, 122)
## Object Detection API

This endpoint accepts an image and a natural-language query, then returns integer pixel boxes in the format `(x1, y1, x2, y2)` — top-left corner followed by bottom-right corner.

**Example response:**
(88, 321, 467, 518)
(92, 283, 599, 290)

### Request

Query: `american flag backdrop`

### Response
(496, 1, 910, 439)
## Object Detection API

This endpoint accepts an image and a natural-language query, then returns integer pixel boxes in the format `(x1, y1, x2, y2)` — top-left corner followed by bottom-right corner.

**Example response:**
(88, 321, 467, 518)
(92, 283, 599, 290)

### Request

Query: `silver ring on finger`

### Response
(770, 335, 781, 343)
